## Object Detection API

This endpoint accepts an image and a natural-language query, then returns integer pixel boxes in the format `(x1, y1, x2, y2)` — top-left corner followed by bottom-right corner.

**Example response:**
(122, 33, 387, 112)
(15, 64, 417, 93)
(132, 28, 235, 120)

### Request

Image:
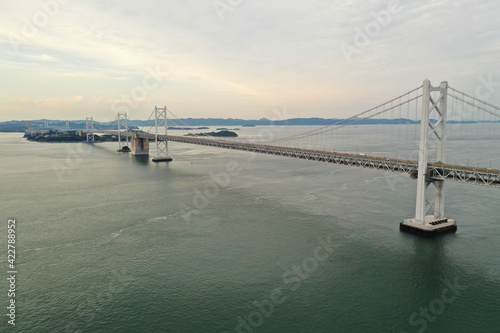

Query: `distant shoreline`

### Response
(3, 117, 499, 133)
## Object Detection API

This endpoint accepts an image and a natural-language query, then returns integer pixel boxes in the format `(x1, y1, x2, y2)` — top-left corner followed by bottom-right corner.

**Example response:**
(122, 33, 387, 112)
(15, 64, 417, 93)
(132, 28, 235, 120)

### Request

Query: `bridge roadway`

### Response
(133, 133, 500, 188)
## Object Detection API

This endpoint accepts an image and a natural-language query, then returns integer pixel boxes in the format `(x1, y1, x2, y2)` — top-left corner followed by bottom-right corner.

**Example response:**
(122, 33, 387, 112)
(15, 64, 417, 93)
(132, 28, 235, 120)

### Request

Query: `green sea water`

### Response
(0, 126, 499, 333)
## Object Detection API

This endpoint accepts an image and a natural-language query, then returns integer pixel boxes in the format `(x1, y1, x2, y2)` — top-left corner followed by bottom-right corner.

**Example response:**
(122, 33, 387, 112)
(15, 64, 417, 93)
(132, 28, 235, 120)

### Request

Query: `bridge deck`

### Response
(134, 133, 500, 188)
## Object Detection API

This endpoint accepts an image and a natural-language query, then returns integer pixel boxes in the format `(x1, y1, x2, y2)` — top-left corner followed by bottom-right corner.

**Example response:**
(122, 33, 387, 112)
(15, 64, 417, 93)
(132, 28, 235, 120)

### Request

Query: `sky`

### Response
(0, 0, 499, 122)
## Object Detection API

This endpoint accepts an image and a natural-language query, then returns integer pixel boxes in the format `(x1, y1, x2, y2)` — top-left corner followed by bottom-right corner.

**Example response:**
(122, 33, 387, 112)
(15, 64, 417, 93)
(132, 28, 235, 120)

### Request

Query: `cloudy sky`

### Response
(0, 0, 499, 121)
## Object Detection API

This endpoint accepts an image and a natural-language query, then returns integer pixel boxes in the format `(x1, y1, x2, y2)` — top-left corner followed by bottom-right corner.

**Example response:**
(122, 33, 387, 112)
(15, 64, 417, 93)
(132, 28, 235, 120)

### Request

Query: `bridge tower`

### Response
(117, 112, 130, 152)
(400, 80, 457, 235)
(85, 117, 95, 143)
(152, 106, 173, 162)
(24, 121, 33, 136)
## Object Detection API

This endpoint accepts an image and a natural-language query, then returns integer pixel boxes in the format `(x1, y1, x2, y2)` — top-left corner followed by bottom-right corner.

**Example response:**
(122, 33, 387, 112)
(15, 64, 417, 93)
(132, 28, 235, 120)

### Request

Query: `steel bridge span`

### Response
(137, 133, 500, 188)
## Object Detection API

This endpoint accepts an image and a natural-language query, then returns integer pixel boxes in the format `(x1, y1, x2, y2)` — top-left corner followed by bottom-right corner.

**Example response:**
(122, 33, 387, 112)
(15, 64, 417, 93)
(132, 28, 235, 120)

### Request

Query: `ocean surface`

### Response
(0, 125, 499, 333)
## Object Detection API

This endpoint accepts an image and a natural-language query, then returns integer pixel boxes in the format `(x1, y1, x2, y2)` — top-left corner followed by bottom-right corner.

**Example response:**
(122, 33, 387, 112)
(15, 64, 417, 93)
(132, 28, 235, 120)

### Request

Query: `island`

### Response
(25, 130, 121, 143)
(185, 130, 238, 137)
(167, 126, 209, 130)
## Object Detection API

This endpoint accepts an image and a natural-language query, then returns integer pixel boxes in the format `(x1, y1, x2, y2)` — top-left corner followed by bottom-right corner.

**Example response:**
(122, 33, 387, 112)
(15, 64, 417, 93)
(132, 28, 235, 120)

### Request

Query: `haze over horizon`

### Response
(1, 0, 499, 122)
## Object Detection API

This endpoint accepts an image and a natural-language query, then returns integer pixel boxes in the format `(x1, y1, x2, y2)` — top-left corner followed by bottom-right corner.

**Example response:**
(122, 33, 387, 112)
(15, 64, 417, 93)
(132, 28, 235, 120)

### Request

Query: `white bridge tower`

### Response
(153, 106, 173, 162)
(117, 112, 129, 152)
(400, 80, 457, 235)
(85, 117, 95, 143)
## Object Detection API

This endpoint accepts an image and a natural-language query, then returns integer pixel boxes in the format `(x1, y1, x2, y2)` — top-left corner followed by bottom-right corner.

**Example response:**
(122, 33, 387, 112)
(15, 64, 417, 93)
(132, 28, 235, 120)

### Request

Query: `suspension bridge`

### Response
(41, 80, 500, 235)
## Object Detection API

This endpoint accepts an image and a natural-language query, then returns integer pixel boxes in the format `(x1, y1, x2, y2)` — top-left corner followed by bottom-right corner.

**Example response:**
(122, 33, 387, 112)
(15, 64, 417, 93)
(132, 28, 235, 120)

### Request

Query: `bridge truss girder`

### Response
(137, 132, 499, 187)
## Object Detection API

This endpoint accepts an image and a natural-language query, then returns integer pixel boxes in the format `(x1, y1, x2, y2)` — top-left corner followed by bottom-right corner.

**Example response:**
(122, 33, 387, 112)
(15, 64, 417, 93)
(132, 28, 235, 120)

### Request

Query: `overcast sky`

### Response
(0, 0, 499, 121)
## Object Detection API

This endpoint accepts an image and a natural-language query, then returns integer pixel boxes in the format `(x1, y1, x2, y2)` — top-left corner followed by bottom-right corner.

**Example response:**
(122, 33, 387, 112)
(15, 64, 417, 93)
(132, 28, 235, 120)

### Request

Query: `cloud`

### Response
(1, 0, 500, 121)
(35, 97, 61, 109)
(66, 95, 84, 103)
(35, 95, 84, 109)
(40, 54, 57, 62)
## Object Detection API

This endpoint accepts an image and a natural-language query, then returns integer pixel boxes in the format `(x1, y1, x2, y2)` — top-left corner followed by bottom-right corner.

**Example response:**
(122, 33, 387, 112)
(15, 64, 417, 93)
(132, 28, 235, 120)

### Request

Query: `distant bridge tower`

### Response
(65, 122, 70, 130)
(153, 106, 172, 162)
(24, 121, 33, 136)
(86, 117, 95, 143)
(117, 112, 129, 152)
(45, 121, 49, 129)
(400, 80, 457, 235)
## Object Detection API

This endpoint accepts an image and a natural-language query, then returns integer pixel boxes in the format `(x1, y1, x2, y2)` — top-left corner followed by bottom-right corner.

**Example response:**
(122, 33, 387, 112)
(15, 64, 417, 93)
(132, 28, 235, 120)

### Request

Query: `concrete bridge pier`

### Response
(131, 133, 150, 156)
